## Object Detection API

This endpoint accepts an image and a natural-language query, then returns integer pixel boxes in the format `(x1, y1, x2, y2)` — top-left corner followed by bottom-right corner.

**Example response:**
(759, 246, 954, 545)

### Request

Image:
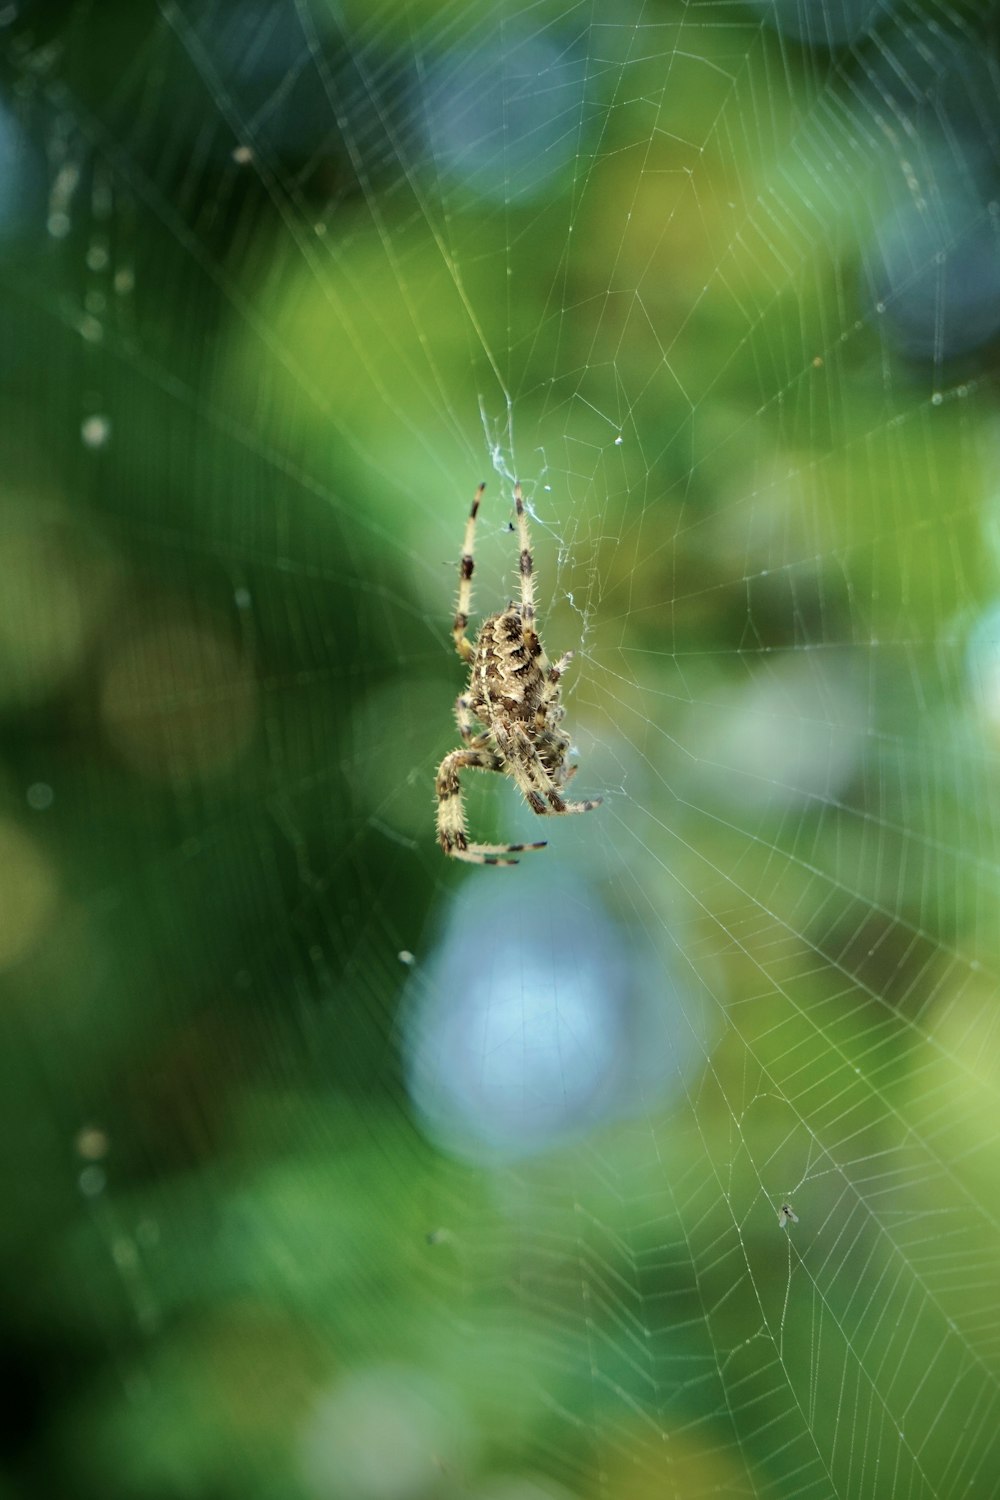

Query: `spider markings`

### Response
(436, 481, 601, 865)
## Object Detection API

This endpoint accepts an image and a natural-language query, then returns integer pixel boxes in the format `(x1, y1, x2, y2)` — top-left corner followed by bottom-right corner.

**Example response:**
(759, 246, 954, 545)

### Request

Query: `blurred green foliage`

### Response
(2, 3, 1000, 1499)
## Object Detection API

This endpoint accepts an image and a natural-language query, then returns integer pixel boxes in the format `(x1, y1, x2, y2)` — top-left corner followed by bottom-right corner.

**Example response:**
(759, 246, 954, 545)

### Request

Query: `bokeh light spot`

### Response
(0, 819, 59, 971)
(298, 1366, 473, 1500)
(100, 609, 258, 782)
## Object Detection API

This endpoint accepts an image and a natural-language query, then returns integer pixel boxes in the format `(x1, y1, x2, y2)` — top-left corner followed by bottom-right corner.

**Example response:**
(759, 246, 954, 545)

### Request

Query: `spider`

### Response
(436, 481, 601, 865)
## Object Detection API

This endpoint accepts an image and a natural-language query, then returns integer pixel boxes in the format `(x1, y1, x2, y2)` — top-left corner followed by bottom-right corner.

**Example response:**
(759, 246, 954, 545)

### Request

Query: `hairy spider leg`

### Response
(454, 694, 479, 744)
(453, 482, 485, 663)
(513, 481, 540, 657)
(534, 651, 586, 785)
(512, 720, 599, 816)
(524, 723, 602, 816)
(435, 746, 548, 865)
(504, 724, 603, 816)
(535, 650, 573, 731)
(492, 729, 564, 815)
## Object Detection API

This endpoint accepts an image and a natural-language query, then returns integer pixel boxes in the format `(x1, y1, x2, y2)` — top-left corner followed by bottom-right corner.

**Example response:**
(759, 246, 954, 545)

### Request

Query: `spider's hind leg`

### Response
(513, 482, 539, 652)
(452, 483, 485, 663)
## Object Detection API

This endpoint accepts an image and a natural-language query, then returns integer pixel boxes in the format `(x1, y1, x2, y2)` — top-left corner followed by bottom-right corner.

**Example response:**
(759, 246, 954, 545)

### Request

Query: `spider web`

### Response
(2, 1, 1000, 1496)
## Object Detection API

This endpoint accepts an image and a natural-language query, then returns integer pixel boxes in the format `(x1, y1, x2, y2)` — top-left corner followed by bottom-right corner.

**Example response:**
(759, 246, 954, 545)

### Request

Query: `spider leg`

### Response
(513, 482, 539, 656)
(436, 746, 547, 866)
(532, 729, 577, 790)
(453, 483, 485, 663)
(454, 694, 480, 744)
(534, 651, 572, 737)
(505, 725, 602, 816)
(547, 651, 573, 683)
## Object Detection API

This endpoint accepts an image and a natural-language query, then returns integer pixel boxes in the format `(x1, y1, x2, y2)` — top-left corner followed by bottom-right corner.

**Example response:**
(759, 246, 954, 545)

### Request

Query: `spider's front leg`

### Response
(503, 725, 602, 817)
(435, 746, 547, 866)
(454, 694, 479, 744)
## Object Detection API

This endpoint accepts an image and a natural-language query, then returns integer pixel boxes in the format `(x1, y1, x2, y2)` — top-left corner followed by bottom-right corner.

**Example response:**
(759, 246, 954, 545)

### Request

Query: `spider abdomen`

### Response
(471, 608, 546, 721)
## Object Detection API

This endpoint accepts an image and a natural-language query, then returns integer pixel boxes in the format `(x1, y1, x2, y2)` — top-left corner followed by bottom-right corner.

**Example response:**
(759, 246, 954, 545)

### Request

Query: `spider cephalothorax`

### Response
(435, 481, 601, 865)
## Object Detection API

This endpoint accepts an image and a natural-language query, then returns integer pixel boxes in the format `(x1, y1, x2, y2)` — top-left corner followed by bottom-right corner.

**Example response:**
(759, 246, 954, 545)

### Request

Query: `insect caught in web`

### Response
(435, 481, 601, 865)
(777, 1203, 799, 1229)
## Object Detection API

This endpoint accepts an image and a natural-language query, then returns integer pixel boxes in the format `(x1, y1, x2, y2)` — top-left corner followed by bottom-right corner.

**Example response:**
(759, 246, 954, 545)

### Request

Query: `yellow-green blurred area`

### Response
(3, 1, 1000, 1496)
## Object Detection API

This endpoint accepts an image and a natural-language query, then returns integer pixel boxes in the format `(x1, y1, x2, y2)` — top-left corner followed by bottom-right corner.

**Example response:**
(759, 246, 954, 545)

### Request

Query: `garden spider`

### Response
(435, 481, 601, 865)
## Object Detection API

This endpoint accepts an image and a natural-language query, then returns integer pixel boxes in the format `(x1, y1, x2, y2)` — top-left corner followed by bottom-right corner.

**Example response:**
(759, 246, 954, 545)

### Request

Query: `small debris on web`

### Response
(398, 950, 416, 966)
